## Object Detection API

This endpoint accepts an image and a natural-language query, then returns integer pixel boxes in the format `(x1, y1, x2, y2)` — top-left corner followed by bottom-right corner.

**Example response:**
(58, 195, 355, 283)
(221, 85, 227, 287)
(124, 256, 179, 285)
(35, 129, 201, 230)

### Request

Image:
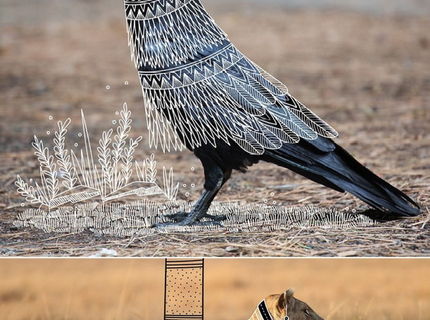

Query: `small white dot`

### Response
(74, 143, 79, 147)
(21, 203, 25, 207)
(77, 133, 82, 137)
(46, 131, 50, 135)
(191, 184, 195, 188)
(106, 85, 111, 90)
(185, 192, 190, 197)
(48, 115, 53, 120)
(191, 167, 195, 171)
(183, 184, 187, 188)
(112, 120, 117, 125)
(115, 111, 120, 116)
(124, 81, 129, 86)
(270, 192, 275, 197)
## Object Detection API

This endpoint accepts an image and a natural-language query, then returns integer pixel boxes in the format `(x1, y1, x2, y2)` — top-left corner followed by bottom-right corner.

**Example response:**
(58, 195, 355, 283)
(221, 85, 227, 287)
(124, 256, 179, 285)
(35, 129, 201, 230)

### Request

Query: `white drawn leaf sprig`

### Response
(53, 118, 77, 190)
(111, 103, 132, 191)
(98, 128, 114, 197)
(32, 136, 59, 204)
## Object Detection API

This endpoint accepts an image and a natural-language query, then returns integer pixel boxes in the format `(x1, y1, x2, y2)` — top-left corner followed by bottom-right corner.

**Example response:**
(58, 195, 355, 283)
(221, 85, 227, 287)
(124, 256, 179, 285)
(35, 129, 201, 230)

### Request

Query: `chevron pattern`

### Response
(125, 0, 228, 70)
(138, 44, 242, 89)
(125, 0, 194, 20)
(125, 0, 338, 155)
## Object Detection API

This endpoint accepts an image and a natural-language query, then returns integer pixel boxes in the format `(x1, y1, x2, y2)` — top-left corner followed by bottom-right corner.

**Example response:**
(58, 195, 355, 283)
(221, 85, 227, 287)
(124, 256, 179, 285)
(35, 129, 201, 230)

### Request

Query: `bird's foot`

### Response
(165, 211, 188, 222)
(152, 220, 223, 229)
(152, 211, 226, 228)
(203, 213, 227, 222)
(165, 211, 227, 223)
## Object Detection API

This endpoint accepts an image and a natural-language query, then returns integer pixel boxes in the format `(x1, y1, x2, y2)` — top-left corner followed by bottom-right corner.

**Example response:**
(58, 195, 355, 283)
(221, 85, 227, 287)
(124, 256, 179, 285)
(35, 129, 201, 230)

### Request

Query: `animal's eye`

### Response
(304, 310, 311, 317)
(284, 317, 289, 320)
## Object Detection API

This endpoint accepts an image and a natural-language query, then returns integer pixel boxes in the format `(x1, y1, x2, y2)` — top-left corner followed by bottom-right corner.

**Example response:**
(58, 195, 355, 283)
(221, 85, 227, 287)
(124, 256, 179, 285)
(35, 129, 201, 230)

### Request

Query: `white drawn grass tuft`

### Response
(162, 167, 179, 201)
(16, 104, 179, 210)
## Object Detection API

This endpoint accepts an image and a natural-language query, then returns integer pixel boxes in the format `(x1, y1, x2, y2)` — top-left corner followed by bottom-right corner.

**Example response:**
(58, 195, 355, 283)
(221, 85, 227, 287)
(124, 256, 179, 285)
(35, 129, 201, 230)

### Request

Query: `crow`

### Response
(124, 0, 420, 226)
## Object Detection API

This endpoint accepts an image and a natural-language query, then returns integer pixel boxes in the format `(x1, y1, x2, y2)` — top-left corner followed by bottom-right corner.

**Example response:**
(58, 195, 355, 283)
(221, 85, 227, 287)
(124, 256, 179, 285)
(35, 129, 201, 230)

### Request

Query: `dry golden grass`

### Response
(0, 259, 429, 320)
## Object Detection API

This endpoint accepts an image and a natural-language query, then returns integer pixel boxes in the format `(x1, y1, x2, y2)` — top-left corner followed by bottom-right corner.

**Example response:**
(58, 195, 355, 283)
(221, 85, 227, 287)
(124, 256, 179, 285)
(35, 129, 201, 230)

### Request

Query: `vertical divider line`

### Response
(202, 258, 205, 320)
(163, 258, 167, 320)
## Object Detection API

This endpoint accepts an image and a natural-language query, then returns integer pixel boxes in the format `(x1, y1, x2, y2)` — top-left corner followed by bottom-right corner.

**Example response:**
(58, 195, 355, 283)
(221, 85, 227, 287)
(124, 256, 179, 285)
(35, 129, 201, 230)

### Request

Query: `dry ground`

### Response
(1, 3, 429, 256)
(0, 259, 429, 320)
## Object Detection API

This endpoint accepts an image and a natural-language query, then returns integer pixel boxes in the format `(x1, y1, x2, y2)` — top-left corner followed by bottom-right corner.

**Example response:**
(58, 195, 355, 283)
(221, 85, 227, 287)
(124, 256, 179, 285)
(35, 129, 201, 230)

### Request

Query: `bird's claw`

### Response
(151, 220, 223, 229)
(165, 211, 188, 222)
(151, 211, 226, 228)
(204, 213, 227, 222)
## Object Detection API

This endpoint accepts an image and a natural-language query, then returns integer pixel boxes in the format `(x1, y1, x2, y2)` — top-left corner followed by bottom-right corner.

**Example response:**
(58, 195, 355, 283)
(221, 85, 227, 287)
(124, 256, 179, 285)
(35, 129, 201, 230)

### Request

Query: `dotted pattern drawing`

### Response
(124, 0, 338, 154)
(164, 259, 204, 320)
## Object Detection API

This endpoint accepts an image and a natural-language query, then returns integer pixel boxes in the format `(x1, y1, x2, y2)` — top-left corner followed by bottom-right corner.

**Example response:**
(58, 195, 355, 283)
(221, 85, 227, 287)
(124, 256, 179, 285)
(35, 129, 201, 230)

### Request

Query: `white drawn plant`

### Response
(136, 153, 158, 183)
(98, 128, 114, 198)
(32, 136, 60, 206)
(162, 167, 179, 201)
(16, 103, 179, 210)
(54, 118, 77, 190)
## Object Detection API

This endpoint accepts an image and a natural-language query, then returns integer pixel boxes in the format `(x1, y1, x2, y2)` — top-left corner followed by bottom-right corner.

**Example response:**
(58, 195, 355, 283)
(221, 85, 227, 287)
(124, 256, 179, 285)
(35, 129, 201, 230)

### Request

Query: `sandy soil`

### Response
(0, 3, 429, 256)
(0, 259, 429, 320)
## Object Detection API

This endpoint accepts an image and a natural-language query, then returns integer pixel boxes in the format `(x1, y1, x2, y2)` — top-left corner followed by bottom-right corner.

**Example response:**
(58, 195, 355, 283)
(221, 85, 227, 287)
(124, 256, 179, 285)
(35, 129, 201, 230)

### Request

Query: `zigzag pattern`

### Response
(126, 0, 228, 70)
(138, 44, 242, 89)
(125, 0, 193, 20)
(125, 0, 338, 155)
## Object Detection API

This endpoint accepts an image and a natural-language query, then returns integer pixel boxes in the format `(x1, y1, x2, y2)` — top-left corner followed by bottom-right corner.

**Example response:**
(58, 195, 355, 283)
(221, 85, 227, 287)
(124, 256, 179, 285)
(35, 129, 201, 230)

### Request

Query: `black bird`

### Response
(124, 0, 420, 226)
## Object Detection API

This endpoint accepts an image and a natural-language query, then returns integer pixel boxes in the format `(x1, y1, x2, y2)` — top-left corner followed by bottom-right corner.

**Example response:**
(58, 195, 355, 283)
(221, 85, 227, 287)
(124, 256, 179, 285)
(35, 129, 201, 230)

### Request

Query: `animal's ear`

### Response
(277, 289, 294, 310)
(285, 289, 295, 304)
(277, 292, 286, 310)
(277, 292, 287, 313)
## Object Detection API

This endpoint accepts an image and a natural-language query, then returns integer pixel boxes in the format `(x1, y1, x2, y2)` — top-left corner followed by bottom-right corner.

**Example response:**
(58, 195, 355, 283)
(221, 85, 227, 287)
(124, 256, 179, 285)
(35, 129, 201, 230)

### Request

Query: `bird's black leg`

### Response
(157, 156, 231, 227)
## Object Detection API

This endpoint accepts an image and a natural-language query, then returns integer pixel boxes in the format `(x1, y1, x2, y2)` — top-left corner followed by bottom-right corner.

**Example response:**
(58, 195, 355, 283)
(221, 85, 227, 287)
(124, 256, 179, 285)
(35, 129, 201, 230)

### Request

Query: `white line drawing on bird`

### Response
(124, 0, 420, 228)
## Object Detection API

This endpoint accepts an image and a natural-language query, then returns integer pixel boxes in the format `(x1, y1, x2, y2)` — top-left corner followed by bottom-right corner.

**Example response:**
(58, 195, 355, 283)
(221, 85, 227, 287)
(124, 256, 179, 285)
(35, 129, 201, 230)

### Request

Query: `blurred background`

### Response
(1, 0, 428, 203)
(0, 1, 429, 255)
(0, 259, 429, 320)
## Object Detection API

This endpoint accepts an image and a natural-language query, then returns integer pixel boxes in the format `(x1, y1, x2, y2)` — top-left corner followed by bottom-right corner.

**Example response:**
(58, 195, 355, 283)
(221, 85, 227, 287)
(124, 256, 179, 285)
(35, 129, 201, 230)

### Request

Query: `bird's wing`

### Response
(142, 44, 338, 155)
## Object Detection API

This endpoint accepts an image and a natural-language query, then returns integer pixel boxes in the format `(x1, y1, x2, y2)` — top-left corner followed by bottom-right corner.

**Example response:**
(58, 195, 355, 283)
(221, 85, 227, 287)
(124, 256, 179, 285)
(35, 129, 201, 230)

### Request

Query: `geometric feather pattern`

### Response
(125, 0, 338, 154)
(164, 259, 204, 320)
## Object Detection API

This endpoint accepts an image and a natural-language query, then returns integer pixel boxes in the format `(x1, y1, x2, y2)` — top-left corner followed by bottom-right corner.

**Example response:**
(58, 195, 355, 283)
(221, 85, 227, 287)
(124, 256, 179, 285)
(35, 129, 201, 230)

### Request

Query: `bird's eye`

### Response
(304, 310, 311, 317)
(284, 317, 289, 320)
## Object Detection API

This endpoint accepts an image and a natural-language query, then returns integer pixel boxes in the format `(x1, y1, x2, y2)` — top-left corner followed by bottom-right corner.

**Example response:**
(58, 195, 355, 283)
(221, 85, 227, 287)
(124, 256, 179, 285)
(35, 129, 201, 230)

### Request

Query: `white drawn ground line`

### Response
(14, 200, 375, 237)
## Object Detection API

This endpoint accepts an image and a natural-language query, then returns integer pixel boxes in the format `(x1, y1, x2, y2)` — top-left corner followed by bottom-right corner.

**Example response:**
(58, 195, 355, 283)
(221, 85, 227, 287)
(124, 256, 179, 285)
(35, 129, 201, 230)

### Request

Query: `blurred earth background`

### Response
(0, 0, 429, 256)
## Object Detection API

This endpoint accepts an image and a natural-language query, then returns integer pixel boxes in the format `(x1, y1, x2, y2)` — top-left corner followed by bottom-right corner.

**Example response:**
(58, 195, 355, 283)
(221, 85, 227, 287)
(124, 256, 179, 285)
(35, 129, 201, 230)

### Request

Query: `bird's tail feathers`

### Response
(265, 141, 420, 217)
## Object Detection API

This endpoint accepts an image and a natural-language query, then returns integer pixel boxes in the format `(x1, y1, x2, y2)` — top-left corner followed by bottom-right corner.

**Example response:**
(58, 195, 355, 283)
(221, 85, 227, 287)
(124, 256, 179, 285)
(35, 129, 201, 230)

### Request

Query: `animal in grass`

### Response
(250, 289, 323, 320)
(124, 0, 420, 226)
